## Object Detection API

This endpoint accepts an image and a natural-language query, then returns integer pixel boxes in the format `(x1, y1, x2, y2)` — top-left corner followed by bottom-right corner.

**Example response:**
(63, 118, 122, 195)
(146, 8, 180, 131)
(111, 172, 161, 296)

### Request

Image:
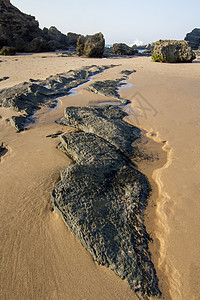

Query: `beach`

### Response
(0, 53, 200, 299)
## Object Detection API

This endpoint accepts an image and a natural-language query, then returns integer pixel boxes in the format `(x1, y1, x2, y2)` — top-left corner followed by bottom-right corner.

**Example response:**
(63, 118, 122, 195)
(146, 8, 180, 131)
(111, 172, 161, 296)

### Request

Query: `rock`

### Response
(0, 64, 116, 130)
(77, 32, 105, 58)
(0, 0, 44, 51)
(113, 43, 138, 55)
(185, 28, 200, 50)
(51, 105, 161, 297)
(9, 115, 27, 131)
(152, 40, 196, 63)
(56, 105, 140, 157)
(0, 1, 80, 52)
(87, 79, 131, 104)
(66, 32, 81, 47)
(24, 37, 52, 53)
(0, 76, 9, 82)
(0, 46, 16, 55)
(43, 26, 69, 50)
(0, 142, 8, 159)
(120, 70, 136, 76)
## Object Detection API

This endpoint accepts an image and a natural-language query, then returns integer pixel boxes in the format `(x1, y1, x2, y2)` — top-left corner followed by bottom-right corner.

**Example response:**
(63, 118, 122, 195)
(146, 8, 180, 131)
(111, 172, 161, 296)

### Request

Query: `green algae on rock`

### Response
(152, 40, 196, 63)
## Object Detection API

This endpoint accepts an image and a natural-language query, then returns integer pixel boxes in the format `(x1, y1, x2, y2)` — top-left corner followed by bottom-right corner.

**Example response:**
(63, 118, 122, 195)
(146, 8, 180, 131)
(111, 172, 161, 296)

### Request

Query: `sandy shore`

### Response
(0, 52, 200, 299)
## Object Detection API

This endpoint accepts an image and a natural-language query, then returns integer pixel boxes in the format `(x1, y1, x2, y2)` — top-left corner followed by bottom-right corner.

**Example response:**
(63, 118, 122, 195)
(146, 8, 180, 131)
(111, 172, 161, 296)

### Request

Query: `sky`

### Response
(12, 0, 200, 45)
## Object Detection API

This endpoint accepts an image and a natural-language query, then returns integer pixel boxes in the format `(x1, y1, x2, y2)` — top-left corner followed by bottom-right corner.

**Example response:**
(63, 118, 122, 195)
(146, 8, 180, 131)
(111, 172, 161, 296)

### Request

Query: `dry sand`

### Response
(0, 52, 200, 299)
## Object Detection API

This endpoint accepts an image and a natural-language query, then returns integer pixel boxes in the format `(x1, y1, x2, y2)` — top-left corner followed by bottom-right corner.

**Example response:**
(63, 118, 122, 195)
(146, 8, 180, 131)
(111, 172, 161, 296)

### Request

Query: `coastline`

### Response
(1, 53, 200, 299)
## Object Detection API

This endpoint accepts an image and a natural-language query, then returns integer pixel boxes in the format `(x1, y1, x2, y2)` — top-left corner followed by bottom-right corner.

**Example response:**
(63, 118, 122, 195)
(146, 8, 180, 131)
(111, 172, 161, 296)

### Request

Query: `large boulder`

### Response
(152, 40, 196, 63)
(185, 28, 200, 50)
(113, 43, 138, 55)
(77, 32, 105, 58)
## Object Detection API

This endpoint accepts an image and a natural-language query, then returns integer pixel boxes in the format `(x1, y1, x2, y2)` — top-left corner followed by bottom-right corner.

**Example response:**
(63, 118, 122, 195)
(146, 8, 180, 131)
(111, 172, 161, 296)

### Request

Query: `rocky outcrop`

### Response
(0, 46, 16, 55)
(77, 32, 105, 58)
(0, 0, 44, 51)
(0, 0, 80, 52)
(185, 28, 200, 50)
(113, 43, 138, 56)
(43, 27, 80, 51)
(56, 106, 140, 156)
(52, 105, 161, 297)
(87, 79, 129, 104)
(0, 64, 115, 130)
(152, 40, 196, 63)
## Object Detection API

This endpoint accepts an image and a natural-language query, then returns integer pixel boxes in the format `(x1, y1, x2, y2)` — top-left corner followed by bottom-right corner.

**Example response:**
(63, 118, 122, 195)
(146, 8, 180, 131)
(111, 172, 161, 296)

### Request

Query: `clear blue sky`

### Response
(12, 0, 200, 45)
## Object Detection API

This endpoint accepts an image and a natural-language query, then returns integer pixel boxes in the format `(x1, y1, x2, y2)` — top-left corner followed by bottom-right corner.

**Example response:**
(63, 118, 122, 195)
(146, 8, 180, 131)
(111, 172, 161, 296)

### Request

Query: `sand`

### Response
(0, 52, 200, 299)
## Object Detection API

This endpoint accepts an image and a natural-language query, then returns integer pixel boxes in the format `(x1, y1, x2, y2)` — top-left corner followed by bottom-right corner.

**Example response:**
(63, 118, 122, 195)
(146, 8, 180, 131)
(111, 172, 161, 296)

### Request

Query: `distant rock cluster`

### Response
(0, 0, 80, 53)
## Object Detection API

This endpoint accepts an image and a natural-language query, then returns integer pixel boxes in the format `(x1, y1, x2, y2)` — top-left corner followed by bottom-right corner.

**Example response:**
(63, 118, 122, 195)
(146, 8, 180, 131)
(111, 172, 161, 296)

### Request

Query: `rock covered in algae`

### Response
(52, 105, 161, 297)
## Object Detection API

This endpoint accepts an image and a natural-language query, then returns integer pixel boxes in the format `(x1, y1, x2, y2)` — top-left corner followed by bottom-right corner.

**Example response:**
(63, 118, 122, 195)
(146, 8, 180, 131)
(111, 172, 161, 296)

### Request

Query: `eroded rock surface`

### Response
(52, 105, 161, 297)
(56, 105, 140, 157)
(87, 78, 133, 104)
(77, 32, 105, 58)
(152, 40, 196, 63)
(0, 65, 115, 130)
(0, 0, 80, 52)
(113, 43, 138, 56)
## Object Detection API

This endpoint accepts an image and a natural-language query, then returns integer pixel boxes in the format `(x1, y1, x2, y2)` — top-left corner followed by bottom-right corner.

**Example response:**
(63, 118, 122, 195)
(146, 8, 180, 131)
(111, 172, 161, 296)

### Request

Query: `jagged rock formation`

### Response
(86, 70, 136, 104)
(56, 106, 140, 157)
(0, 64, 115, 130)
(87, 79, 130, 104)
(0, 0, 80, 52)
(52, 105, 161, 297)
(152, 40, 196, 63)
(77, 32, 105, 58)
(113, 43, 138, 55)
(185, 28, 200, 50)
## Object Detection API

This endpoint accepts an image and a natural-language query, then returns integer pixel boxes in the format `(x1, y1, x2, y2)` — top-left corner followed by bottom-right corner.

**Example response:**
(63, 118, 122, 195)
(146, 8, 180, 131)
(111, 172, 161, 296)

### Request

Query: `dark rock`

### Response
(0, 0, 44, 52)
(0, 1, 80, 52)
(152, 40, 196, 63)
(0, 46, 16, 55)
(9, 115, 27, 131)
(66, 32, 81, 47)
(56, 105, 140, 158)
(0, 76, 9, 82)
(77, 32, 105, 58)
(24, 37, 52, 53)
(0, 142, 8, 159)
(87, 79, 130, 104)
(120, 70, 136, 76)
(0, 64, 116, 130)
(185, 28, 200, 50)
(42, 26, 69, 50)
(113, 43, 138, 56)
(51, 105, 161, 297)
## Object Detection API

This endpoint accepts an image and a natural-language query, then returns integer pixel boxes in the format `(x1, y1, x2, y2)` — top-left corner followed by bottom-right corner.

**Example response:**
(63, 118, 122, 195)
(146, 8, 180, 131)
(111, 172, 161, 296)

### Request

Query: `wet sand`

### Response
(0, 53, 200, 299)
